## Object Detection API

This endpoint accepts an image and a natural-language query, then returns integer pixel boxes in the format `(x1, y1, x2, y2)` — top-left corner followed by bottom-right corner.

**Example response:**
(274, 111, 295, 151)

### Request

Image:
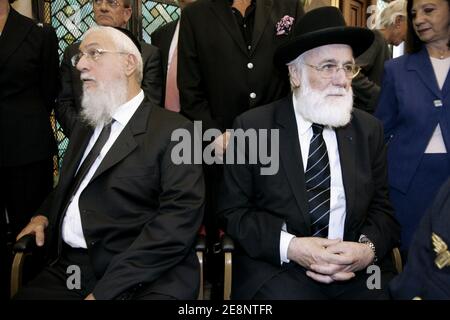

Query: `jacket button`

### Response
(250, 92, 256, 99)
(247, 62, 254, 69)
(90, 241, 96, 246)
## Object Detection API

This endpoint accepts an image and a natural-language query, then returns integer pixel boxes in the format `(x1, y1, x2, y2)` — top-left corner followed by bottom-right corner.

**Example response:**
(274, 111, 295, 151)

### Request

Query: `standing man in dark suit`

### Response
(151, 0, 196, 111)
(57, 0, 163, 137)
(14, 26, 204, 300)
(178, 0, 304, 272)
(218, 7, 400, 299)
(0, 0, 59, 299)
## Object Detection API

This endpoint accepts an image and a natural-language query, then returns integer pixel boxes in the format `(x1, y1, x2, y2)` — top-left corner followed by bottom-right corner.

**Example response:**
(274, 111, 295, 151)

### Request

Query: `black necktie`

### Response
(305, 124, 330, 238)
(68, 121, 113, 199)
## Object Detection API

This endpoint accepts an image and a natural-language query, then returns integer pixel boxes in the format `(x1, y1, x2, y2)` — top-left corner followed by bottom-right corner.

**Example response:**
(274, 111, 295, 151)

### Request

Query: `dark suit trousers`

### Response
(0, 158, 53, 299)
(253, 264, 394, 300)
(14, 243, 177, 300)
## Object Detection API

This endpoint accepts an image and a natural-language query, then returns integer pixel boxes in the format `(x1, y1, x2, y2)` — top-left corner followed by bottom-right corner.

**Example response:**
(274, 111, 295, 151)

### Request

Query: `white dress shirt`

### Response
(279, 94, 347, 263)
(62, 90, 145, 248)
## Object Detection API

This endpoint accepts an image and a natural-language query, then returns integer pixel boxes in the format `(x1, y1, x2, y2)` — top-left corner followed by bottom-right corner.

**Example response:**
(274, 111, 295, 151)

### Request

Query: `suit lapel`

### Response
(210, 0, 248, 55)
(89, 101, 151, 182)
(250, 0, 272, 56)
(336, 124, 356, 234)
(0, 9, 33, 67)
(407, 48, 442, 98)
(276, 97, 310, 227)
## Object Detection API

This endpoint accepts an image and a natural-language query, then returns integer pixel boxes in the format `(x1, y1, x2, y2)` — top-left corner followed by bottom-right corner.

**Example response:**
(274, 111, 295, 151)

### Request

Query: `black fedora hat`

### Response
(274, 6, 374, 66)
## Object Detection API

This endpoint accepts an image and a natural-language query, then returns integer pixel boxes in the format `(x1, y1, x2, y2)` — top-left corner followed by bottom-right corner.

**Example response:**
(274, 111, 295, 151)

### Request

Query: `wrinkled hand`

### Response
(287, 237, 352, 271)
(16, 215, 49, 247)
(211, 132, 231, 162)
(307, 241, 375, 283)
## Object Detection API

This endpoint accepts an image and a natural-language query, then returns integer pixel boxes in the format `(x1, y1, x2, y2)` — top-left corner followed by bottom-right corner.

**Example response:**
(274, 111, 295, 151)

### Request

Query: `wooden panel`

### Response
(341, 0, 373, 27)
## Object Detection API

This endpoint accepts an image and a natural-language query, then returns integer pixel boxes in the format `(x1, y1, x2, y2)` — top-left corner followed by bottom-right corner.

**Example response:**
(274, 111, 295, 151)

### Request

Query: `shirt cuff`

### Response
(280, 228, 295, 265)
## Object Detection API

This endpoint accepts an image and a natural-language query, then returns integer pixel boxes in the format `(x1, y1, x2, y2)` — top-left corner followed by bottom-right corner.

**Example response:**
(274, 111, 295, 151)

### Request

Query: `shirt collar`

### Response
(111, 90, 145, 127)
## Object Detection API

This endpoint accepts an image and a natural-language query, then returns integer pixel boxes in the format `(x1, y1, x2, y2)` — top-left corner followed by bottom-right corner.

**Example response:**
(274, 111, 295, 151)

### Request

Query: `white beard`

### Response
(294, 79, 353, 128)
(80, 75, 128, 128)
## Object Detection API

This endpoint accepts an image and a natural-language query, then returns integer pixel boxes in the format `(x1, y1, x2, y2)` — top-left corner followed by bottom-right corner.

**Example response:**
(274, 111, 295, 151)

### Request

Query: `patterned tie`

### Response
(165, 44, 180, 112)
(305, 124, 330, 238)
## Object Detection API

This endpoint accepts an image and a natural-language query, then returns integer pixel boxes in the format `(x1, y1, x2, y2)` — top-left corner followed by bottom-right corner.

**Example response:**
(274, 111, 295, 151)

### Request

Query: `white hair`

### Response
(377, 0, 406, 29)
(287, 50, 312, 90)
(83, 26, 143, 84)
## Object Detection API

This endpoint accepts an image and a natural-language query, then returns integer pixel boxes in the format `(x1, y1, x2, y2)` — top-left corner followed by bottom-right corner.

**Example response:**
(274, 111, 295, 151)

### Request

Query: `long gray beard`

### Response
(294, 82, 353, 128)
(81, 78, 128, 128)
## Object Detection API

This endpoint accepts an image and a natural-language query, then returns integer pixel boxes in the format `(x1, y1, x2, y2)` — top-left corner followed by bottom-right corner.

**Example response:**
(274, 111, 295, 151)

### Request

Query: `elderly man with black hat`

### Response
(218, 6, 400, 300)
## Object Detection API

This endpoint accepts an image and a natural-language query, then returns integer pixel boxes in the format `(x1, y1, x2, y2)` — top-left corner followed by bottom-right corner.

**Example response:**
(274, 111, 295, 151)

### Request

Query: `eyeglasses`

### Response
(303, 62, 361, 79)
(92, 0, 122, 9)
(71, 48, 127, 67)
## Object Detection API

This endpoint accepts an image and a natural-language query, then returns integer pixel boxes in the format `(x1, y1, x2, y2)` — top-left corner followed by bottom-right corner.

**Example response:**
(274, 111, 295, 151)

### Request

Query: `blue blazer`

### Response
(375, 47, 450, 193)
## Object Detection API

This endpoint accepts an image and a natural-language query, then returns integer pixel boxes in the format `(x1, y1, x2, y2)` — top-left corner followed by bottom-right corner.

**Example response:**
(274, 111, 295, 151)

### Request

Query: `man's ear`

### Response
(124, 53, 137, 77)
(123, 7, 132, 25)
(394, 15, 403, 29)
(288, 64, 301, 88)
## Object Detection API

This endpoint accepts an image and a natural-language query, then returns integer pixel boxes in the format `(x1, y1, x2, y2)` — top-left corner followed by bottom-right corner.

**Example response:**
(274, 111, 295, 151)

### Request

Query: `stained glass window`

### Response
(142, 1, 180, 43)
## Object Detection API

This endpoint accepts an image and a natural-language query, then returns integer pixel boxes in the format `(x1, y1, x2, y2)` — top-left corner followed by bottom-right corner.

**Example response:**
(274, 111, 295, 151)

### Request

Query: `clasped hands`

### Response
(287, 237, 375, 284)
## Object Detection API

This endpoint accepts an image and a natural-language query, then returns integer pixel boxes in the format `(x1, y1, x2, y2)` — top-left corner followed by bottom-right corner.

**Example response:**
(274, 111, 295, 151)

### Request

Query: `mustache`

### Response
(323, 88, 349, 96)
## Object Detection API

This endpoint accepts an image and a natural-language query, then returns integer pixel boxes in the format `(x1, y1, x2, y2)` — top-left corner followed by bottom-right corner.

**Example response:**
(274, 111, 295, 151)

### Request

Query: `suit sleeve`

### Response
(92, 121, 205, 300)
(352, 73, 380, 114)
(141, 45, 164, 107)
(56, 46, 78, 137)
(218, 117, 286, 266)
(352, 37, 381, 113)
(374, 62, 399, 141)
(178, 11, 221, 131)
(359, 120, 400, 260)
(40, 24, 60, 116)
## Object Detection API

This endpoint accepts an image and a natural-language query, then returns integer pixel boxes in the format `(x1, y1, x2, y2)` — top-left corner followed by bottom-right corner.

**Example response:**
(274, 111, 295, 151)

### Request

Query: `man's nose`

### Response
(99, 1, 109, 11)
(76, 54, 89, 72)
(331, 68, 348, 87)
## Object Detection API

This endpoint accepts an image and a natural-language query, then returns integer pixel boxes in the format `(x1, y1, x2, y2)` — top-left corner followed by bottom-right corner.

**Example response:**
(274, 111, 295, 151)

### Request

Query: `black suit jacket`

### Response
(57, 41, 163, 136)
(352, 30, 391, 113)
(218, 96, 400, 299)
(178, 0, 304, 132)
(0, 9, 58, 167)
(151, 20, 178, 85)
(40, 99, 205, 299)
